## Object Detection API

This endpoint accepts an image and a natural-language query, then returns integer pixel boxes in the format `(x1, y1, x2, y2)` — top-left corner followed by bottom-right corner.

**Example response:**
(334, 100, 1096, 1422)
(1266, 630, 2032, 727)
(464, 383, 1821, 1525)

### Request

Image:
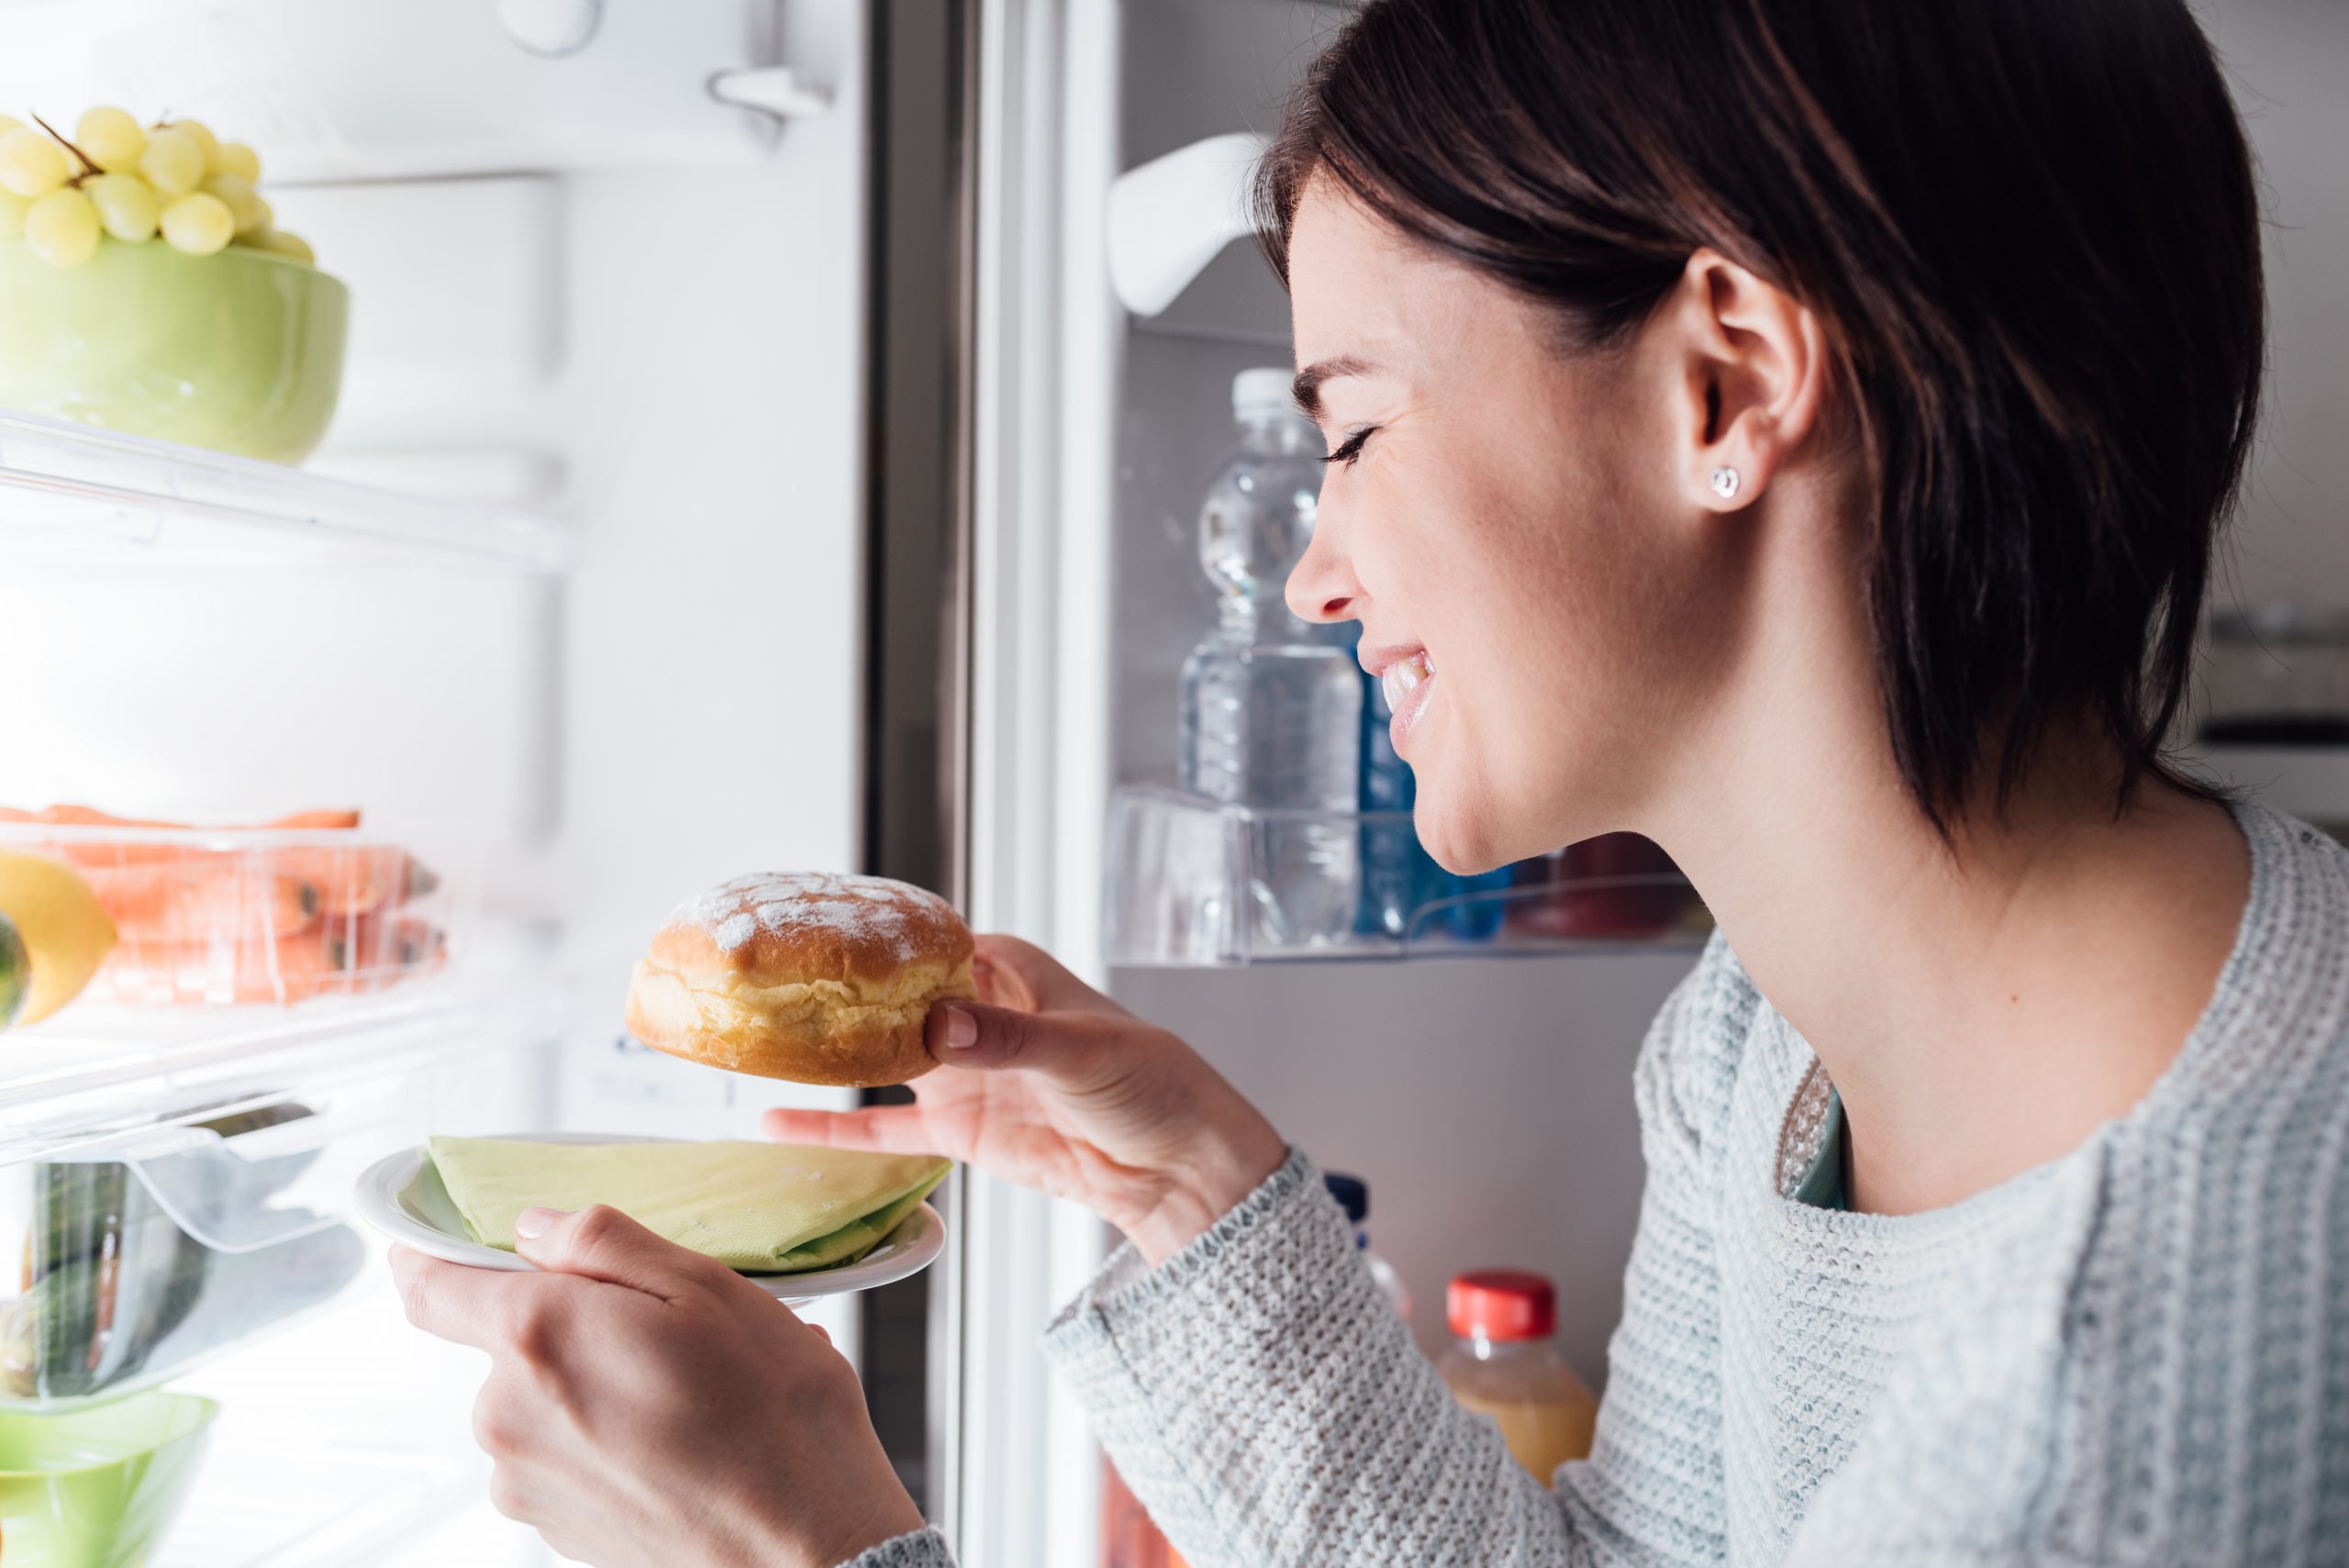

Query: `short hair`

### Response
(1255, 0, 2266, 830)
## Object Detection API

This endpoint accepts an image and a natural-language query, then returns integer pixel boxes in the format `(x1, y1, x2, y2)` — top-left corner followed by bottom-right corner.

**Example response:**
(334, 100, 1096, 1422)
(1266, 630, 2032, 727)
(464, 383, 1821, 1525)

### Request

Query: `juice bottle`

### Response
(1100, 1459, 1188, 1568)
(1436, 1269, 1598, 1485)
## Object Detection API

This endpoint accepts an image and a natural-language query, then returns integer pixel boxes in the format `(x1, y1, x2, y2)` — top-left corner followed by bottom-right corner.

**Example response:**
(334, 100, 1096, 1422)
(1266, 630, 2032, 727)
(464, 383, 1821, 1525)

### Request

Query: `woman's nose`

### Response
(1286, 512, 1361, 626)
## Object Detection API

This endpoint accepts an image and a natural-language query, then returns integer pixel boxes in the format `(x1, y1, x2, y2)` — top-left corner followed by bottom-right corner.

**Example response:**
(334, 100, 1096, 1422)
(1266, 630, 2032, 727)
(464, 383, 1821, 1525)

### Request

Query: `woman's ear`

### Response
(1661, 248, 1831, 513)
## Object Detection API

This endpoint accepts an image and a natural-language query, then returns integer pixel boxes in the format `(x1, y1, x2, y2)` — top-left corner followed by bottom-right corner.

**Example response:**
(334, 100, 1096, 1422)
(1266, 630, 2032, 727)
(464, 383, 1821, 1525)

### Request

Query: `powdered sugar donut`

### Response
(623, 872, 975, 1086)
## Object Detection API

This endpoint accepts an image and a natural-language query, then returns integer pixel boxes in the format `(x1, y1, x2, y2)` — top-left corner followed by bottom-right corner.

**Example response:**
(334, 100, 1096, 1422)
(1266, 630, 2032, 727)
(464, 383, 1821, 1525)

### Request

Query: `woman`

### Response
(395, 0, 2343, 1562)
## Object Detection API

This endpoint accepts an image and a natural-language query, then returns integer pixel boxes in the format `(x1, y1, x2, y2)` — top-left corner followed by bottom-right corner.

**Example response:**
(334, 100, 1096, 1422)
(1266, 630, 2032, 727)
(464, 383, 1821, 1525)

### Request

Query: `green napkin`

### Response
(425, 1138, 950, 1274)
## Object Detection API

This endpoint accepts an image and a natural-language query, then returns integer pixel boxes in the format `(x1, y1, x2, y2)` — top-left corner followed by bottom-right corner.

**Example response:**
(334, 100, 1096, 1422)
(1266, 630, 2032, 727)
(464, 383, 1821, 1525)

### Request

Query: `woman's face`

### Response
(1284, 181, 1750, 872)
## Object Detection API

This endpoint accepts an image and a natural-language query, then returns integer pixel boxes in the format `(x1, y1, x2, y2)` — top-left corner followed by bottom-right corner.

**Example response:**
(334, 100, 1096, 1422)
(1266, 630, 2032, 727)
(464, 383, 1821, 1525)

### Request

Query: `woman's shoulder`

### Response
(1632, 929, 1775, 1167)
(2151, 800, 2349, 1116)
(2033, 804, 2349, 1560)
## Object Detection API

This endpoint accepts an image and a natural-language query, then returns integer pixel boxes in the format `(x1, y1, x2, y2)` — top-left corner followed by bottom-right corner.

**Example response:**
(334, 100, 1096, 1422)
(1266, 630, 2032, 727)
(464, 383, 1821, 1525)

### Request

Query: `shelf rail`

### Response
(0, 409, 572, 572)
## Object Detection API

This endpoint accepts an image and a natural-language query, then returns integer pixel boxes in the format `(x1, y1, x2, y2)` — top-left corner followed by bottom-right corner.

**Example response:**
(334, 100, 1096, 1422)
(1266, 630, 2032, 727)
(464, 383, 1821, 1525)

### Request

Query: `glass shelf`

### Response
(0, 409, 570, 572)
(0, 978, 563, 1164)
(1106, 784, 1712, 966)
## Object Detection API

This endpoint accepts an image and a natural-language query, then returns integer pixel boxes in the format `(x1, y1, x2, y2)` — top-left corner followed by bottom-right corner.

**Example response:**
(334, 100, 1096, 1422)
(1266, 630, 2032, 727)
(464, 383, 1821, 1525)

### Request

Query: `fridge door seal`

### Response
(858, 0, 981, 1539)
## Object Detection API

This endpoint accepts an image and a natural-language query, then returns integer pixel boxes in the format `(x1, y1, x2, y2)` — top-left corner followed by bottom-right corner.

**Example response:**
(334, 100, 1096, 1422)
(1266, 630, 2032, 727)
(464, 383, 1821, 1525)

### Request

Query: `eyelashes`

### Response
(1321, 426, 1376, 467)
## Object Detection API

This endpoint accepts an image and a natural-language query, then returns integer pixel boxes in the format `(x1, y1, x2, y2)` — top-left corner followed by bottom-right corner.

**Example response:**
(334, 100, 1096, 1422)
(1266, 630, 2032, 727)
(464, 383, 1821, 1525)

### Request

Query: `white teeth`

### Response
(1380, 653, 1431, 713)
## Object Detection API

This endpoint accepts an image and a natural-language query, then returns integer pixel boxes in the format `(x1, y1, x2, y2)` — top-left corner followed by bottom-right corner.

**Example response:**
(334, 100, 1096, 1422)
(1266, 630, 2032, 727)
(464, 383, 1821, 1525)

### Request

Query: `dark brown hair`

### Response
(1256, 0, 2266, 829)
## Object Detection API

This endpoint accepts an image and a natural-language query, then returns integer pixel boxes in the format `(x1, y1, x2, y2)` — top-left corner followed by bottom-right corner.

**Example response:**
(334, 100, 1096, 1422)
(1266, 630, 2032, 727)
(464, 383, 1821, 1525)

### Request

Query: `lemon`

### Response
(0, 913, 26, 1028)
(0, 851, 116, 1027)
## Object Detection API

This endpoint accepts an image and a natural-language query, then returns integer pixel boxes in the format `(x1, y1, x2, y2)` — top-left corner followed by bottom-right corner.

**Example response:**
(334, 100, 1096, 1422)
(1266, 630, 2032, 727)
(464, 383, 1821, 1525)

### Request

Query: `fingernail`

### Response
(515, 1207, 568, 1240)
(940, 1005, 978, 1051)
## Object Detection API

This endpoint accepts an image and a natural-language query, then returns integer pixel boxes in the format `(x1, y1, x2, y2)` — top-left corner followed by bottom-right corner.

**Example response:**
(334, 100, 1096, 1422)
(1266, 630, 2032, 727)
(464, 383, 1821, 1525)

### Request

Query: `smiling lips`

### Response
(1369, 648, 1436, 754)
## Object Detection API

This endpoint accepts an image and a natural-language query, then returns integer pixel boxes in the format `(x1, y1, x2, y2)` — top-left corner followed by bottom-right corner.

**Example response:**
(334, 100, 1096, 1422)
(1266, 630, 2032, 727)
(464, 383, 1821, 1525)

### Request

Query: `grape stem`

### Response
(28, 113, 99, 185)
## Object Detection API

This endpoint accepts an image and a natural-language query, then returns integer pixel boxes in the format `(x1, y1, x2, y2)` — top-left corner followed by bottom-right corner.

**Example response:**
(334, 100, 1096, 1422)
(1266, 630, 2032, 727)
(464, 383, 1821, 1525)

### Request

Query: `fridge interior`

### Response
(0, 0, 874, 1560)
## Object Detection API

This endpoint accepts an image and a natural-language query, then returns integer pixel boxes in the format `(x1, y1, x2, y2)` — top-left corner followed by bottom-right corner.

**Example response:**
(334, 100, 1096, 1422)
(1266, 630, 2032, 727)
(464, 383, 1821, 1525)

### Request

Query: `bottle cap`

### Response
(1322, 1172, 1368, 1224)
(1447, 1269, 1556, 1341)
(1232, 366, 1297, 420)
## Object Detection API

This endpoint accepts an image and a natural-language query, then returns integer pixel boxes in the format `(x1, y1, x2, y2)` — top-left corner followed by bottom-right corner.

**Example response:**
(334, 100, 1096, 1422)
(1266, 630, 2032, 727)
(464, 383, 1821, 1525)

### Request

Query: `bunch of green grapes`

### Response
(0, 108, 316, 269)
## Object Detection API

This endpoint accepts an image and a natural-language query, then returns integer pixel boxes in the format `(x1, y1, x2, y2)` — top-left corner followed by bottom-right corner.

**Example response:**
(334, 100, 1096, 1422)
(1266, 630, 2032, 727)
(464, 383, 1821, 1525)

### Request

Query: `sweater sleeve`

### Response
(1553, 938, 1738, 1562)
(838, 1526, 957, 1568)
(1039, 940, 1742, 1568)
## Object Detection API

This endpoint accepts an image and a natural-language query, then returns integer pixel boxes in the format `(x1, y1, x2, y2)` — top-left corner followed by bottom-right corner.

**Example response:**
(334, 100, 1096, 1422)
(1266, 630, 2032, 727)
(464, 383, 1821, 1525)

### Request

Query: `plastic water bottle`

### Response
(1179, 369, 1362, 950)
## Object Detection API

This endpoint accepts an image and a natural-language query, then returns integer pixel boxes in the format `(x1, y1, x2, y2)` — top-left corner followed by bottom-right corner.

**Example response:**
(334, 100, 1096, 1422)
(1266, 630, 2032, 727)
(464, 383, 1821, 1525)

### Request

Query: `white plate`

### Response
(353, 1132, 945, 1304)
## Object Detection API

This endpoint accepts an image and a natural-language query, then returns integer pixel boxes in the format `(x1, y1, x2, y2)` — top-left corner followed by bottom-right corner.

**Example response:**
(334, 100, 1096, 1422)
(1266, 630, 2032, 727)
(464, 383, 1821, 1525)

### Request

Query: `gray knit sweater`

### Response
(847, 800, 2349, 1566)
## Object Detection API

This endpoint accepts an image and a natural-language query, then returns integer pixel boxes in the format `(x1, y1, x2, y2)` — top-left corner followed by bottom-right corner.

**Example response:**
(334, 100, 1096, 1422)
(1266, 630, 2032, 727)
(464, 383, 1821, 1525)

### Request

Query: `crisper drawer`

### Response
(0, 1025, 539, 1411)
(0, 817, 477, 1013)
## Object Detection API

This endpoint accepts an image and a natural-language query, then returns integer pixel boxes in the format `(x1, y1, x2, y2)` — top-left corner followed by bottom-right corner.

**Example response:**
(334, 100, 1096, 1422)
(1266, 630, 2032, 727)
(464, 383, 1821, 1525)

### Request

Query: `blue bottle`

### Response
(1357, 666, 1420, 938)
(1357, 669, 1514, 941)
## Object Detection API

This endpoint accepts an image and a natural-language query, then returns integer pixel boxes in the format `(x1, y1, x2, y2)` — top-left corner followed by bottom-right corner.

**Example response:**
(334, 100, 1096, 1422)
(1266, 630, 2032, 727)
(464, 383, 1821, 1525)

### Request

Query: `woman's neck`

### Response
(1646, 576, 2249, 1216)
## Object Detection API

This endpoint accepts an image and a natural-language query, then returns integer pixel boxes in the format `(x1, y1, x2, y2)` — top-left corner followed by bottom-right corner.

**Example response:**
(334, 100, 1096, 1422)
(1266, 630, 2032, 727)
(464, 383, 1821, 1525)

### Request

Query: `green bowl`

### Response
(0, 1392, 218, 1568)
(0, 239, 348, 464)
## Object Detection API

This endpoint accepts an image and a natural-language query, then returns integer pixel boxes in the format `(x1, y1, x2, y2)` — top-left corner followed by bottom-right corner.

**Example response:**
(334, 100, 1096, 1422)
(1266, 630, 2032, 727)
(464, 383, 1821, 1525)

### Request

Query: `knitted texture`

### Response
(839, 1526, 953, 1568)
(1017, 800, 2349, 1567)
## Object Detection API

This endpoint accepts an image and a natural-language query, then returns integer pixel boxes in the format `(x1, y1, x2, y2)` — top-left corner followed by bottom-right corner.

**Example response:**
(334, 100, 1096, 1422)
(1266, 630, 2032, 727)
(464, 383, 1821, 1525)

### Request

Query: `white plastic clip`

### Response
(708, 66, 833, 121)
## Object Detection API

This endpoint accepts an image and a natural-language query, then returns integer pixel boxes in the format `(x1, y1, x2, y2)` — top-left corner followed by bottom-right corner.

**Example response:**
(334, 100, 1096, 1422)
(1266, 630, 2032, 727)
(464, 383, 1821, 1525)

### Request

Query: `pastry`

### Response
(624, 873, 974, 1086)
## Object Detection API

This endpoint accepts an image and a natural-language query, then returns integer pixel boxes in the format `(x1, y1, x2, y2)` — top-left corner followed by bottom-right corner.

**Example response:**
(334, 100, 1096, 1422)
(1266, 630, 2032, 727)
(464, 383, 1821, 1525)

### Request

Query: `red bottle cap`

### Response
(1447, 1269, 1556, 1340)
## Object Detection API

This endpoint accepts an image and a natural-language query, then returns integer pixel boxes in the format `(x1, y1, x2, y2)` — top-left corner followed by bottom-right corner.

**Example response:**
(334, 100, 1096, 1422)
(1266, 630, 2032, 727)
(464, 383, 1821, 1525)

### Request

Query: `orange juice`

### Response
(1436, 1269, 1598, 1485)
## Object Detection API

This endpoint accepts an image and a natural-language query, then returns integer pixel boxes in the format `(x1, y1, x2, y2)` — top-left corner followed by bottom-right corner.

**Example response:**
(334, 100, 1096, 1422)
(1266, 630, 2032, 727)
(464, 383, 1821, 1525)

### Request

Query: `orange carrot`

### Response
(22, 806, 187, 866)
(267, 846, 414, 917)
(83, 862, 319, 945)
(264, 809, 362, 830)
(97, 908, 445, 1006)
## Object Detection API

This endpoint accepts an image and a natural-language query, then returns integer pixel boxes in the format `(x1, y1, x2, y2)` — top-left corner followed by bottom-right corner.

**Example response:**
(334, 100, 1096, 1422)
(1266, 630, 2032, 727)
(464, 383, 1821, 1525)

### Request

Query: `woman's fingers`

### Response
(925, 997, 1132, 1087)
(513, 1204, 734, 1304)
(970, 934, 1128, 1018)
(395, 1246, 564, 1353)
(760, 1103, 944, 1156)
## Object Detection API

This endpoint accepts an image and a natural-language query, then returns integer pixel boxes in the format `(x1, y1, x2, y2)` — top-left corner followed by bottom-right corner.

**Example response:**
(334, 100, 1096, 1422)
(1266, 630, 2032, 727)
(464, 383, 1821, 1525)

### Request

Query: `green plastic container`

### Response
(0, 239, 347, 464)
(0, 1391, 217, 1567)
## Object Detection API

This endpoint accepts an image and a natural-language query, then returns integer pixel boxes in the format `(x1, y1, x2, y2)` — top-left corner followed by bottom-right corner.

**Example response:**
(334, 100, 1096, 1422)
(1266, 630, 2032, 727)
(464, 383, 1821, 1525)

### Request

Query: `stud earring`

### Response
(1710, 466, 1742, 501)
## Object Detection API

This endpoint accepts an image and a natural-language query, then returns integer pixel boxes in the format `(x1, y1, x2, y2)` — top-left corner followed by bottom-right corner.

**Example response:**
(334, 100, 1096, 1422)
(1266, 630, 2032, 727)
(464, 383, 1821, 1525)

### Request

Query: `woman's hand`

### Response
(763, 935, 1286, 1267)
(391, 1207, 924, 1568)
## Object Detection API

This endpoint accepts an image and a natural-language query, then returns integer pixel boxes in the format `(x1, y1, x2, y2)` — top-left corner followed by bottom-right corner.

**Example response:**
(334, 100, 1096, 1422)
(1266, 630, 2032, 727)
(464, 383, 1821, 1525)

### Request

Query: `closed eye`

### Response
(1321, 426, 1376, 467)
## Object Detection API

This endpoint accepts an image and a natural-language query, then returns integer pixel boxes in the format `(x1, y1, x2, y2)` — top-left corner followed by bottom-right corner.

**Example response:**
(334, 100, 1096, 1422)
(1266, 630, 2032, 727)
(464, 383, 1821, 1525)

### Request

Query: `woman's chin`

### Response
(1409, 799, 1509, 878)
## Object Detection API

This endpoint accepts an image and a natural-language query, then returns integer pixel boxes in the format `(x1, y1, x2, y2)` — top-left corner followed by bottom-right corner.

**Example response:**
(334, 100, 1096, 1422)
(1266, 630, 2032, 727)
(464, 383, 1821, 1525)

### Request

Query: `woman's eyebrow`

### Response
(1292, 356, 1378, 421)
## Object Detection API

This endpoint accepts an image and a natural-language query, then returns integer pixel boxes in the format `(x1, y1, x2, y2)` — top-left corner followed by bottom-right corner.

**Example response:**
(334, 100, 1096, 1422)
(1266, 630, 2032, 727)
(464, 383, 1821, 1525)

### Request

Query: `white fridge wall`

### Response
(2197, 0, 2349, 607)
(0, 566, 558, 833)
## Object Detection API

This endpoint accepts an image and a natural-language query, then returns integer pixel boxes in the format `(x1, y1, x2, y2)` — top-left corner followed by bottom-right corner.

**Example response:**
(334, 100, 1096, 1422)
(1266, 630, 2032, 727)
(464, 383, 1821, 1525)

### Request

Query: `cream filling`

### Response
(630, 958, 972, 1042)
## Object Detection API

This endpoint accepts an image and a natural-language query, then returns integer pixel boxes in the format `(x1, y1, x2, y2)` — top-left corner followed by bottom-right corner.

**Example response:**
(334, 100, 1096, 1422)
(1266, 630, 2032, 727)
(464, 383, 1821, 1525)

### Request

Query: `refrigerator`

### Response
(0, 1, 2337, 1564)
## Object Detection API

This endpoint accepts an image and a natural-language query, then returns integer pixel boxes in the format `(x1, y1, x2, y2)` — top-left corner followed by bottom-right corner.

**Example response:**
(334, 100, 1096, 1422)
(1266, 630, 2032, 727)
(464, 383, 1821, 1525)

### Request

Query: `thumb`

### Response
(926, 998, 1128, 1086)
(512, 1203, 733, 1303)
